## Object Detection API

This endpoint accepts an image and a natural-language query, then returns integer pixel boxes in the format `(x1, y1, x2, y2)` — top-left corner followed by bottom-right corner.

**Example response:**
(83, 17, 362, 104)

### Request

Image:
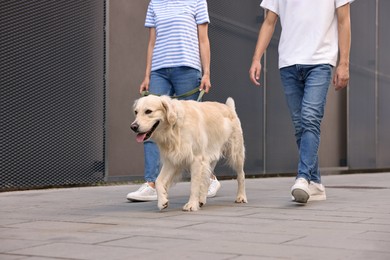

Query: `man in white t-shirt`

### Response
(249, 0, 353, 203)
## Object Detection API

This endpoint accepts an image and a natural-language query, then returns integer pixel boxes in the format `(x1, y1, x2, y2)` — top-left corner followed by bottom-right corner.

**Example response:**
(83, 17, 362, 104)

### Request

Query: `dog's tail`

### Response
(225, 97, 236, 111)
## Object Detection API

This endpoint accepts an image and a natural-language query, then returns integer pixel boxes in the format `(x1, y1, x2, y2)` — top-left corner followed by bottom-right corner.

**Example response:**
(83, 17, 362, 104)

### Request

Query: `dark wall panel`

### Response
(348, 0, 377, 169)
(377, 0, 390, 168)
(0, 1, 106, 189)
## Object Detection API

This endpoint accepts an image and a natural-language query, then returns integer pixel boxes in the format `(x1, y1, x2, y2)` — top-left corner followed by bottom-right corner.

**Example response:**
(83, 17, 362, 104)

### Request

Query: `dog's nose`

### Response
(130, 122, 139, 132)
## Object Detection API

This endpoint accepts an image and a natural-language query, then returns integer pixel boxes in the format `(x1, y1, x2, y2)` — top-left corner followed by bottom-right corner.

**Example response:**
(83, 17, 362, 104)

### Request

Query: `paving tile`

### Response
(9, 242, 150, 260)
(353, 231, 390, 242)
(285, 232, 390, 253)
(0, 227, 130, 245)
(0, 238, 48, 253)
(0, 254, 26, 260)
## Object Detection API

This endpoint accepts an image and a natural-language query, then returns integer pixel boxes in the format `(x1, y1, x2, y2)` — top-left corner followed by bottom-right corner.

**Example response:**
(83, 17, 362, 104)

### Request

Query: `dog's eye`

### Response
(145, 109, 152, 115)
(134, 110, 138, 115)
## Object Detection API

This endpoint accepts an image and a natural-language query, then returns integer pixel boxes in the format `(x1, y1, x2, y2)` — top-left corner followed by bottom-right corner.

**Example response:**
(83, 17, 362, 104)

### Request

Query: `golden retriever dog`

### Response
(130, 95, 247, 211)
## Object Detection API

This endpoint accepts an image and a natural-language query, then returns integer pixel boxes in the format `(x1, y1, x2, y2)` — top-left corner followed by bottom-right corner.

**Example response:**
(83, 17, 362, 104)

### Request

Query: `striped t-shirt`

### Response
(145, 0, 210, 72)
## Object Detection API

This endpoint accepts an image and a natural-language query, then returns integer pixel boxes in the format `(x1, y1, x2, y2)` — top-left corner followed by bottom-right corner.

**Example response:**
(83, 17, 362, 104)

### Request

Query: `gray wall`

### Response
(348, 0, 390, 170)
(107, 0, 149, 181)
(106, 0, 390, 182)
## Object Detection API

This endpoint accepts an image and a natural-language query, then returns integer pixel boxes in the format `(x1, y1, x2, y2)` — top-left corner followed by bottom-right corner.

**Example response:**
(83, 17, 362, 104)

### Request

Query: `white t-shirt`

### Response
(260, 0, 353, 68)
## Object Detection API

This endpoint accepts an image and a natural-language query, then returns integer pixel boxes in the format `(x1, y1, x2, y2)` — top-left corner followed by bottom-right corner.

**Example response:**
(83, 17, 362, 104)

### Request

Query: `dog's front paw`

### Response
(235, 194, 248, 203)
(182, 201, 200, 212)
(158, 199, 169, 210)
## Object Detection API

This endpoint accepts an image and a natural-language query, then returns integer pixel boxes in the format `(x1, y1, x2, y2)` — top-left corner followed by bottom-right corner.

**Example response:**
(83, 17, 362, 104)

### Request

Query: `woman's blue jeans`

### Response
(280, 64, 332, 183)
(143, 66, 201, 182)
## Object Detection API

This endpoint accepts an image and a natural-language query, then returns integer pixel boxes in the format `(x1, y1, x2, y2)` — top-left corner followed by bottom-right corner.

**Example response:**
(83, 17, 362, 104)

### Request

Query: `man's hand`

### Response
(249, 60, 262, 86)
(333, 63, 349, 90)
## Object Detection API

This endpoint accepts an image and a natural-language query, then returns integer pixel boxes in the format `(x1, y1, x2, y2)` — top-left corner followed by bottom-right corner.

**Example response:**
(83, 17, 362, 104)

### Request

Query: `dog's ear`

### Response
(132, 98, 140, 115)
(160, 96, 177, 125)
(132, 98, 138, 109)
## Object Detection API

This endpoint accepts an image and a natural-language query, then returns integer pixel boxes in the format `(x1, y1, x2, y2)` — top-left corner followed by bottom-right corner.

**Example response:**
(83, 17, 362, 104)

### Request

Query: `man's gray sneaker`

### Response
(308, 182, 326, 201)
(291, 178, 310, 203)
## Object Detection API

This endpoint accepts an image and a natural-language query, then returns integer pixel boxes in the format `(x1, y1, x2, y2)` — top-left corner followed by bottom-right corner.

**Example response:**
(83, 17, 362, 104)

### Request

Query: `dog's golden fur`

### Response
(131, 95, 247, 211)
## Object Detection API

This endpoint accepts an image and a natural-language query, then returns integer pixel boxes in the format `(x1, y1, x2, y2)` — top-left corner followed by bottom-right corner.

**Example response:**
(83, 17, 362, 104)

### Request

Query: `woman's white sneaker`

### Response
(207, 178, 221, 198)
(291, 178, 310, 203)
(126, 183, 157, 202)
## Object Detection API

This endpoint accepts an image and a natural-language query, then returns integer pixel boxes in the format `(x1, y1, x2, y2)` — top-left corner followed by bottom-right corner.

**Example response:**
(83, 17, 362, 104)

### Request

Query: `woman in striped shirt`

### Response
(127, 0, 221, 202)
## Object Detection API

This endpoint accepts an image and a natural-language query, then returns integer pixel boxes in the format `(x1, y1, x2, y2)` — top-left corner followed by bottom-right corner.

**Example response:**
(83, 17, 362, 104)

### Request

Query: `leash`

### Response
(141, 87, 205, 102)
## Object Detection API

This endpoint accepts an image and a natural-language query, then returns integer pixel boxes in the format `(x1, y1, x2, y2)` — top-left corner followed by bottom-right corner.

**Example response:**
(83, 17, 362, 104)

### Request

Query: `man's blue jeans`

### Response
(143, 66, 201, 183)
(280, 64, 332, 183)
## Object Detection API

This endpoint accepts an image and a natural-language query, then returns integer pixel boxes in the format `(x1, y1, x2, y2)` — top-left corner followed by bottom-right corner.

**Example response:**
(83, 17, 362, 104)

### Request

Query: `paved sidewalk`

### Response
(1, 172, 390, 260)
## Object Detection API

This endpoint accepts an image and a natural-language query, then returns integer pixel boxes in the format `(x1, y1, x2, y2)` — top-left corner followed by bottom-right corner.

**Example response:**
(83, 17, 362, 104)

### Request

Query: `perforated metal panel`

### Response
(0, 1, 106, 190)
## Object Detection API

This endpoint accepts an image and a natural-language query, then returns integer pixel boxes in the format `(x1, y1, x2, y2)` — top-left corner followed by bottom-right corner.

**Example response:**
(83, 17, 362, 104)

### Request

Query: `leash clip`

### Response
(141, 90, 150, 97)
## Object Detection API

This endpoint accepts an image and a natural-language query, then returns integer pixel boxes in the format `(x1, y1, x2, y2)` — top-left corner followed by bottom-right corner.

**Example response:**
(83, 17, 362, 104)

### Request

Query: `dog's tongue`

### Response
(136, 133, 146, 143)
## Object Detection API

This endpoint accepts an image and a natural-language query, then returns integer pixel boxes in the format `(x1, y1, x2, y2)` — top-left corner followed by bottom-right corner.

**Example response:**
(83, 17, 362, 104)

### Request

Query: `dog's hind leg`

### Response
(210, 160, 218, 177)
(156, 162, 179, 210)
(199, 161, 212, 207)
(235, 166, 247, 204)
(228, 134, 248, 204)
